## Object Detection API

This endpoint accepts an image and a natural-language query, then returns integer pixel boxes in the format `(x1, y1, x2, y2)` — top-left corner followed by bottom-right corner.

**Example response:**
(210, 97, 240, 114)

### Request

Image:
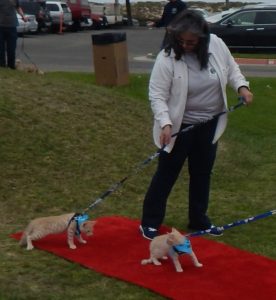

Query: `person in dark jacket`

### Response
(0, 0, 27, 69)
(155, 0, 188, 28)
(148, 0, 188, 48)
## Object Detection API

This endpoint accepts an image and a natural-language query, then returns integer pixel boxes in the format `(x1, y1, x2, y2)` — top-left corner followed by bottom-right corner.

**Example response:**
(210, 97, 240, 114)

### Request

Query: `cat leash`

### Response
(19, 28, 39, 71)
(172, 209, 276, 255)
(81, 98, 246, 216)
(185, 209, 276, 238)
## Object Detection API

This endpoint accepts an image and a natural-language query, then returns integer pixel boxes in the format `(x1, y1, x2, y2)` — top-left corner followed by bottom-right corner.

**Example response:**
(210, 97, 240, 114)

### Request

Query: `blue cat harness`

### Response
(68, 213, 89, 236)
(173, 238, 192, 255)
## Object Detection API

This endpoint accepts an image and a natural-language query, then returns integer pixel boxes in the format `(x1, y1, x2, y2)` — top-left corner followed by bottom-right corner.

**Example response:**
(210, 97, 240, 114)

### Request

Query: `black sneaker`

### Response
(208, 225, 223, 237)
(139, 225, 158, 240)
(187, 224, 223, 237)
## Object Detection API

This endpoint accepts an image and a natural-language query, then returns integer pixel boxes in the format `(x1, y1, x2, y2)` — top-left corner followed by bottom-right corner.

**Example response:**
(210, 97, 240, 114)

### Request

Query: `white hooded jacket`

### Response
(149, 34, 249, 152)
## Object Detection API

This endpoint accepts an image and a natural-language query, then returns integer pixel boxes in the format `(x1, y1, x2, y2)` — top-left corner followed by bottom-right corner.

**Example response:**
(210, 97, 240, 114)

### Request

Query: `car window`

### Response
(223, 11, 256, 25)
(255, 11, 276, 25)
(46, 4, 59, 11)
(61, 4, 70, 12)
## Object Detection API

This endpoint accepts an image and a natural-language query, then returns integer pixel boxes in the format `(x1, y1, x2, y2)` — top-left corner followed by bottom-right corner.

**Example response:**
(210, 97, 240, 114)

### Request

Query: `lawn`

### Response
(233, 53, 276, 59)
(0, 69, 275, 299)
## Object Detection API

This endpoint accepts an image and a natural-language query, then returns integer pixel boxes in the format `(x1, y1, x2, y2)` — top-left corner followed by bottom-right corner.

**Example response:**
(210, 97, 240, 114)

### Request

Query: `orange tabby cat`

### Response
(141, 227, 202, 272)
(19, 213, 96, 250)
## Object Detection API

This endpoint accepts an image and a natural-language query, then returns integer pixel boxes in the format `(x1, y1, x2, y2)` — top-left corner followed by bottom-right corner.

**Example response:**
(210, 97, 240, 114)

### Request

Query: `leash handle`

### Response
(229, 97, 246, 111)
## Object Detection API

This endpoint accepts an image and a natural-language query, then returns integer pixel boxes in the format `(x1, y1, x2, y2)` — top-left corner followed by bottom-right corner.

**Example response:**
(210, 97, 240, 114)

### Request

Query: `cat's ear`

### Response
(171, 227, 177, 233)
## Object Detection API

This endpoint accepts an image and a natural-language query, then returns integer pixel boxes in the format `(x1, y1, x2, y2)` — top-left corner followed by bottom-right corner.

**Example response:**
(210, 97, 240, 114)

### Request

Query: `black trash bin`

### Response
(92, 32, 129, 86)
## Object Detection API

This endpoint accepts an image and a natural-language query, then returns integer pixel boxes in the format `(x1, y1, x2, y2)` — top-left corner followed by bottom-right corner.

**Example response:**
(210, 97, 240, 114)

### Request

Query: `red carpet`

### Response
(12, 216, 276, 300)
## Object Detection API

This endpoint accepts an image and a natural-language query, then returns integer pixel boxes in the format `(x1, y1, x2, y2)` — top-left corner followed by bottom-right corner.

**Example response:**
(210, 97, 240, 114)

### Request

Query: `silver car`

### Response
(17, 13, 30, 35)
(46, 1, 73, 31)
(17, 13, 38, 35)
(26, 14, 38, 33)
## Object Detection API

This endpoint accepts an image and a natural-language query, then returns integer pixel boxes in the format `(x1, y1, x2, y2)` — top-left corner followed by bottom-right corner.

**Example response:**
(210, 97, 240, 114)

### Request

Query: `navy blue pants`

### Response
(141, 117, 218, 230)
(0, 27, 18, 69)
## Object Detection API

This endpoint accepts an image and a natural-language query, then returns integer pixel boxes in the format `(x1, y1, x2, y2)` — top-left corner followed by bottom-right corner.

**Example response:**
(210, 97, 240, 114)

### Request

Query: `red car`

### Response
(66, 0, 92, 30)
(91, 12, 108, 29)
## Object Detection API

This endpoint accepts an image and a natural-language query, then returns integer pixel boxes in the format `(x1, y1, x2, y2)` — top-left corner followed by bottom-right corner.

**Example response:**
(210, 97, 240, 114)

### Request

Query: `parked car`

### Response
(26, 14, 38, 33)
(209, 5, 276, 52)
(206, 8, 239, 24)
(80, 17, 93, 29)
(88, 0, 123, 26)
(17, 13, 30, 35)
(46, 1, 73, 31)
(66, 0, 92, 31)
(90, 12, 107, 29)
(17, 13, 38, 35)
(190, 8, 210, 19)
(19, 0, 52, 32)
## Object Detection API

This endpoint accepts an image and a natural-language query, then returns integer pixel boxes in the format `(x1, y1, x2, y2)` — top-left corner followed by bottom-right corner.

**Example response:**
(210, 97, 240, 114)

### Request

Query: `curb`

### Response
(143, 54, 276, 66)
(235, 58, 276, 65)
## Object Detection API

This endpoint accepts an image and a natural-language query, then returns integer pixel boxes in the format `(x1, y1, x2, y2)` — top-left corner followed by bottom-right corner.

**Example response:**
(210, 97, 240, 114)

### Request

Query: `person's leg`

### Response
(0, 27, 7, 67)
(187, 118, 218, 229)
(6, 27, 17, 69)
(141, 125, 192, 229)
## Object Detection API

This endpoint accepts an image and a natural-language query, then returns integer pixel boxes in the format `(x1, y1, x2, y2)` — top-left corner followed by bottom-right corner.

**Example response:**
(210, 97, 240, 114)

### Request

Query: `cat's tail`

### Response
(141, 258, 152, 265)
(19, 232, 27, 247)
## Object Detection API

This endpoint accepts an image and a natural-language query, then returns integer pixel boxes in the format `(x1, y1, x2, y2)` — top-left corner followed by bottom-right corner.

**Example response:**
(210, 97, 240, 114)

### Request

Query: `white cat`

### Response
(141, 227, 202, 272)
(15, 59, 44, 75)
(19, 213, 96, 250)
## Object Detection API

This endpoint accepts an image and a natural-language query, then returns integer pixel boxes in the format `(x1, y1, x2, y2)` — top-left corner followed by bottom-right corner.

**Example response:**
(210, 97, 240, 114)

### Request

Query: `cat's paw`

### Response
(80, 240, 87, 244)
(69, 245, 77, 250)
(195, 263, 203, 267)
(26, 245, 34, 250)
(162, 256, 168, 260)
(176, 268, 183, 272)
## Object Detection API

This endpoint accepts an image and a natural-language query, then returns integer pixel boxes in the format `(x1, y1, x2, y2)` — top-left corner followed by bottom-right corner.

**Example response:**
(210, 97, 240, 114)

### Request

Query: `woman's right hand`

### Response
(160, 125, 172, 147)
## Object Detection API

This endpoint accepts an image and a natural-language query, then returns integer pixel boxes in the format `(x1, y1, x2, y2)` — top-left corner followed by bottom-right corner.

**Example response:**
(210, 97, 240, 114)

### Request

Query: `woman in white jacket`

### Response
(140, 10, 253, 240)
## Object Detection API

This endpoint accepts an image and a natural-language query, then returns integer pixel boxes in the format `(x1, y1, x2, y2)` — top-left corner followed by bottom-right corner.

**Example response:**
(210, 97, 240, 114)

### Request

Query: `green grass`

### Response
(232, 53, 276, 59)
(0, 69, 275, 299)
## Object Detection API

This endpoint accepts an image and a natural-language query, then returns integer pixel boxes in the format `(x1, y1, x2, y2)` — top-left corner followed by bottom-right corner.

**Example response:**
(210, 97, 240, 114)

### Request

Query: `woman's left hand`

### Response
(238, 87, 253, 105)
(160, 125, 172, 147)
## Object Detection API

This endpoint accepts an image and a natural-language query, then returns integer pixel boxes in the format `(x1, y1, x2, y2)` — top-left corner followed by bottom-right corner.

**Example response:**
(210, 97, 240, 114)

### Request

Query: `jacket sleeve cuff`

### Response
(159, 120, 172, 129)
(238, 85, 250, 92)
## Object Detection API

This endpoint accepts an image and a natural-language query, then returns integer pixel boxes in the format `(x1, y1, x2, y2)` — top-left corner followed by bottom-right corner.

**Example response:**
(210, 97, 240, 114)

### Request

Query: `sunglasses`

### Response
(177, 39, 199, 47)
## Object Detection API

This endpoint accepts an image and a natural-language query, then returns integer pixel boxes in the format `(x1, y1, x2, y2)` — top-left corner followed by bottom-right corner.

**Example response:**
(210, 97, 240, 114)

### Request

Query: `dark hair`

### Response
(164, 10, 210, 69)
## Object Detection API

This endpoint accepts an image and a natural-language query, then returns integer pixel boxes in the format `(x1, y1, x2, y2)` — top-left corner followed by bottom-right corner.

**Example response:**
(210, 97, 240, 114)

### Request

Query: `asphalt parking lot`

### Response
(16, 27, 276, 76)
(17, 28, 163, 73)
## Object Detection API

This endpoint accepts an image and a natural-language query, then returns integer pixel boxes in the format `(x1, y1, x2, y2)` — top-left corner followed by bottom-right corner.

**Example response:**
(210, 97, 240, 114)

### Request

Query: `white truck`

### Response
(88, 0, 123, 26)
